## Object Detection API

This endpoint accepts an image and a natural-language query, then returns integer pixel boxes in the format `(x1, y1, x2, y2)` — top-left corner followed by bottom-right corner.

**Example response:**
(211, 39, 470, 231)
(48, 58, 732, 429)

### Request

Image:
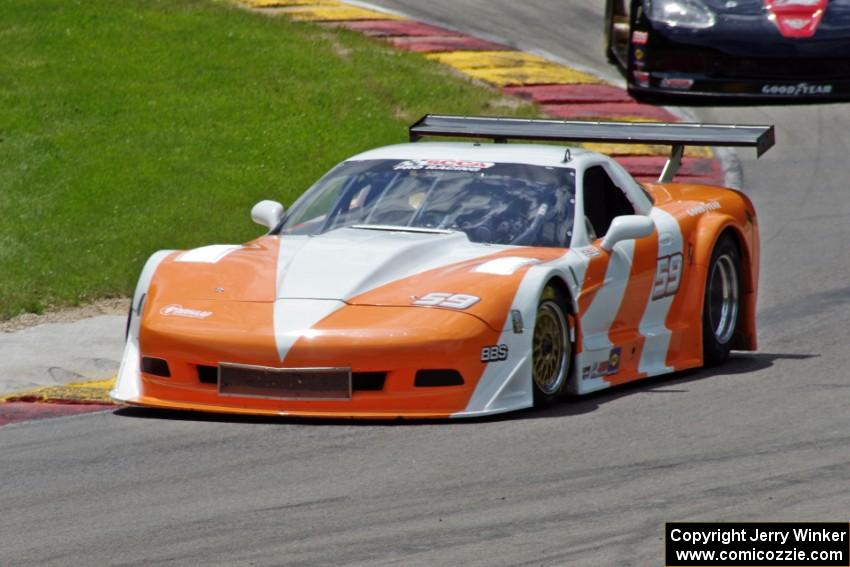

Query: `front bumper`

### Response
(114, 303, 533, 419)
(629, 74, 850, 100)
(628, 25, 850, 99)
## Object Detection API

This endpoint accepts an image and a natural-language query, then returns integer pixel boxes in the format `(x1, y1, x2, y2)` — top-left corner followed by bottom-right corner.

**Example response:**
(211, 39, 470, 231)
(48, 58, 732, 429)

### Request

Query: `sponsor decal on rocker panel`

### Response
(582, 347, 622, 380)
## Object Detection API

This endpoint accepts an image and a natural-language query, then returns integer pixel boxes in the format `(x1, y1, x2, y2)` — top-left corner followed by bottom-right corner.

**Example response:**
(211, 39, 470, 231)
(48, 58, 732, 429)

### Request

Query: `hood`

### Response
(151, 228, 529, 305)
(149, 227, 567, 331)
(327, 229, 566, 330)
(275, 227, 505, 301)
(695, 0, 849, 19)
(655, 0, 850, 49)
(150, 237, 280, 303)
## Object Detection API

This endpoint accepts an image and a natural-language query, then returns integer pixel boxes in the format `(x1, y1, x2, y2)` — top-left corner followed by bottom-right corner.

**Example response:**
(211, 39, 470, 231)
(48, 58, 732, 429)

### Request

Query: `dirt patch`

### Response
(316, 31, 353, 60)
(393, 105, 415, 123)
(486, 94, 527, 112)
(0, 297, 131, 333)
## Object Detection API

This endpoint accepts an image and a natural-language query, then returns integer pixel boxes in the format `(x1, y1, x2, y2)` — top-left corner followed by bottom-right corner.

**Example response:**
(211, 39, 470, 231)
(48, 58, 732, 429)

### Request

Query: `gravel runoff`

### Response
(0, 297, 129, 333)
(0, 298, 129, 396)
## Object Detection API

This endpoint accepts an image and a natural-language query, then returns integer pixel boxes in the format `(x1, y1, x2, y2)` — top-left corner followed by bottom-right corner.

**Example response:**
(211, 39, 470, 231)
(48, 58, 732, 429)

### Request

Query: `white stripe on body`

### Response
(578, 239, 635, 393)
(175, 245, 241, 264)
(273, 229, 506, 362)
(638, 208, 684, 376)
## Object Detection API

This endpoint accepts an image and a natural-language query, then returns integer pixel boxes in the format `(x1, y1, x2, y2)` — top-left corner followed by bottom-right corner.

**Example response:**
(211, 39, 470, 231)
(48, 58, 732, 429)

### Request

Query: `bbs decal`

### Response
(481, 344, 509, 363)
(652, 253, 683, 300)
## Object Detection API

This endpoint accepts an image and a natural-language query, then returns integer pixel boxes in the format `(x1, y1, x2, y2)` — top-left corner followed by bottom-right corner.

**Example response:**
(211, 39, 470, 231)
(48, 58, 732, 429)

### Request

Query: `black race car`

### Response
(605, 0, 850, 99)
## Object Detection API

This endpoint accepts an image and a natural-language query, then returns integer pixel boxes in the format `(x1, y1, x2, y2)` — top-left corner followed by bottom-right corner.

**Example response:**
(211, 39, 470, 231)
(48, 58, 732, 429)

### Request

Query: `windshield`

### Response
(278, 159, 576, 247)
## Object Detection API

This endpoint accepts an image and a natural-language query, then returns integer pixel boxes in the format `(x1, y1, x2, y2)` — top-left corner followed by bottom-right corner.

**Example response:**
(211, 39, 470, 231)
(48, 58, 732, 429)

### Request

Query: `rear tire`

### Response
(702, 234, 741, 367)
(604, 0, 617, 64)
(532, 287, 572, 406)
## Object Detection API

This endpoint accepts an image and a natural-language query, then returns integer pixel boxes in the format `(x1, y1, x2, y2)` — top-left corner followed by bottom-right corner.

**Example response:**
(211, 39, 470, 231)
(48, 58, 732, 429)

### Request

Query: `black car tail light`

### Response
(141, 357, 171, 378)
(414, 369, 464, 387)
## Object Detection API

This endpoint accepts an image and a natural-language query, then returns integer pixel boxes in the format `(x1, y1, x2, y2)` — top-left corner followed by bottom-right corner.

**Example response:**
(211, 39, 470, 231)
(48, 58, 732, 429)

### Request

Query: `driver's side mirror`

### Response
(251, 200, 285, 229)
(600, 215, 654, 251)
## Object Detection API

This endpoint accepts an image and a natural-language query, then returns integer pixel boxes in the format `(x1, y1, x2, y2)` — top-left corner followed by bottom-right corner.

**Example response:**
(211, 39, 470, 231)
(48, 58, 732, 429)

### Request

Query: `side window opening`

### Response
(582, 165, 635, 238)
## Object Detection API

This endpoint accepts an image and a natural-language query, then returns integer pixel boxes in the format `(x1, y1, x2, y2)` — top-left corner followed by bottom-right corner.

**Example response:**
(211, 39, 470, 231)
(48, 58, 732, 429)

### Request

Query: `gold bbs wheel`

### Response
(532, 290, 571, 404)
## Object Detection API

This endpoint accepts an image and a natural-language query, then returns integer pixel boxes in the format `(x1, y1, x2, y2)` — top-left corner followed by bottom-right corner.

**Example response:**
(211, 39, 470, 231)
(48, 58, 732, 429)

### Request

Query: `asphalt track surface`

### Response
(3, 2, 850, 566)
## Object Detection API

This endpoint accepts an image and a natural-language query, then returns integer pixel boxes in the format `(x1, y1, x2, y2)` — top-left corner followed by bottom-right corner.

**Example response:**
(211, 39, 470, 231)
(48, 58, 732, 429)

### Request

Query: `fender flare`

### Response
(459, 263, 577, 415)
(126, 250, 177, 342)
(691, 212, 758, 351)
(111, 250, 176, 403)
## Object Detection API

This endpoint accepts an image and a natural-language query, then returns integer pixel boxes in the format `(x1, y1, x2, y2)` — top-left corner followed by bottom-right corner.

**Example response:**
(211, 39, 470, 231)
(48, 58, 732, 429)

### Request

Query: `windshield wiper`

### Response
(349, 224, 456, 235)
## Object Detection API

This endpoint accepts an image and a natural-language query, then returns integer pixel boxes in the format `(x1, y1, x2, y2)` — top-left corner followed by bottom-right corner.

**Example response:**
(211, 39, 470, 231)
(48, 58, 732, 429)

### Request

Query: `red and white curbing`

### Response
(241, 0, 726, 186)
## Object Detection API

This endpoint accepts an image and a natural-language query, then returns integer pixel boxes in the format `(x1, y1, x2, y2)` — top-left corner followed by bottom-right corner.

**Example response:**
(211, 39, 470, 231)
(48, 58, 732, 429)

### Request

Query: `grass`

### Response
(0, 0, 534, 319)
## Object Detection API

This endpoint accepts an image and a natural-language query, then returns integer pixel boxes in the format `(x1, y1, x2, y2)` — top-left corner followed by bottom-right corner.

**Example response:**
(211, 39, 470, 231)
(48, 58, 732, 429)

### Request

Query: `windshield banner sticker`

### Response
(394, 159, 495, 172)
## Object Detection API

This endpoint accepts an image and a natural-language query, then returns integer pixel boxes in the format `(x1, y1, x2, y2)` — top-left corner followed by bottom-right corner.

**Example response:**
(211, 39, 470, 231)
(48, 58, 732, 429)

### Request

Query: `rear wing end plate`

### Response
(409, 115, 775, 182)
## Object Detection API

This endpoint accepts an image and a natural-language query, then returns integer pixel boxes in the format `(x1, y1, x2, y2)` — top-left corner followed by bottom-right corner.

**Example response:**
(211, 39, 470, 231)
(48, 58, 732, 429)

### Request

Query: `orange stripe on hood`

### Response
(150, 236, 281, 303)
(348, 247, 566, 331)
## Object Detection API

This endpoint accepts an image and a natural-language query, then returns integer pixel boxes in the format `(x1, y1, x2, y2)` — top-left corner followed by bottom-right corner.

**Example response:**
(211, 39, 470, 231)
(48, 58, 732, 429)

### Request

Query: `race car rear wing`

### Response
(409, 114, 775, 182)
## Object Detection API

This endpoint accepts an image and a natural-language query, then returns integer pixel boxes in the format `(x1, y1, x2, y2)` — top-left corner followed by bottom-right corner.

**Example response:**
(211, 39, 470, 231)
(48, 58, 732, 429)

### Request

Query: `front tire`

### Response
(702, 235, 741, 367)
(532, 287, 572, 406)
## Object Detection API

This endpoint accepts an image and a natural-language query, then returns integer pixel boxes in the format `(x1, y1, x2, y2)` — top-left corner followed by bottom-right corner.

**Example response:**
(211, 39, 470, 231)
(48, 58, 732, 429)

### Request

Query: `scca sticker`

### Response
(394, 159, 495, 172)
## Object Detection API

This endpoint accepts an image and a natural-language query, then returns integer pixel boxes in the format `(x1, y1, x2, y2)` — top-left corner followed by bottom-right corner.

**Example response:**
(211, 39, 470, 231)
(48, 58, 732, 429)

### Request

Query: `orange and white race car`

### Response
(112, 115, 774, 419)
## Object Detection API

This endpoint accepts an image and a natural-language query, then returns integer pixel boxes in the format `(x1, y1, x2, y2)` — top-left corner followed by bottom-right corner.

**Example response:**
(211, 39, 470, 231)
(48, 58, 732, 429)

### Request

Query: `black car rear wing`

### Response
(409, 114, 775, 183)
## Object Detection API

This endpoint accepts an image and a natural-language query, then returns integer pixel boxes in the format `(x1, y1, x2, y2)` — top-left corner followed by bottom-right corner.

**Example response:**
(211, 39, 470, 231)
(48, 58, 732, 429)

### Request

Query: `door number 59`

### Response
(652, 253, 683, 300)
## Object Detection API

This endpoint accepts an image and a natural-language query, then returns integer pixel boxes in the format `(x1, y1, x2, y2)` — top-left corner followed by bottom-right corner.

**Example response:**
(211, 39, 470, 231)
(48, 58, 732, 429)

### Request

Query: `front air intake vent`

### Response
(414, 369, 464, 387)
(352, 372, 387, 391)
(219, 364, 351, 400)
(197, 366, 386, 390)
(197, 365, 217, 384)
(141, 357, 171, 378)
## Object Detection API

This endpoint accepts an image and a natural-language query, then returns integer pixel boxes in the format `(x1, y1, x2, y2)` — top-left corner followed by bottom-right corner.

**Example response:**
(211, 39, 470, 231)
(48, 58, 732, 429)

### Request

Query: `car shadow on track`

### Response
(112, 352, 817, 426)
(526, 352, 819, 420)
(113, 406, 475, 427)
(113, 407, 497, 428)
